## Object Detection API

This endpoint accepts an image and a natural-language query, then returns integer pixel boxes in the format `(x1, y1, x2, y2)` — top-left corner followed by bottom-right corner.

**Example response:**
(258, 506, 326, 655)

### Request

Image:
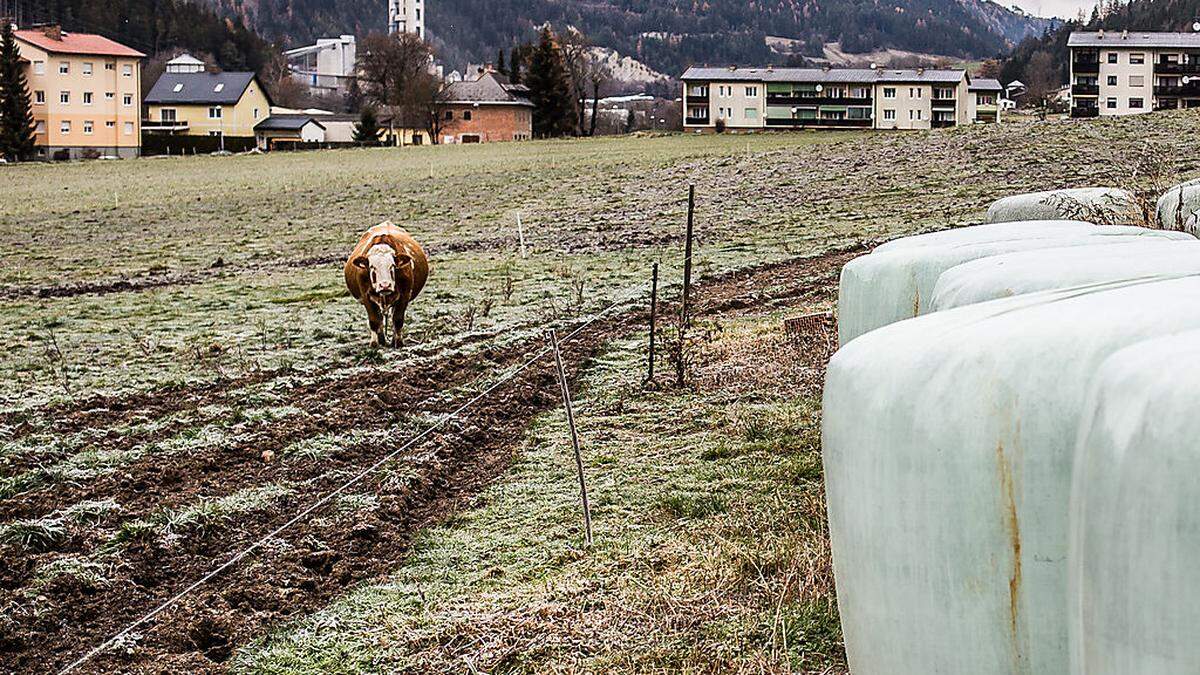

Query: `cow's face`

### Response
(354, 244, 412, 300)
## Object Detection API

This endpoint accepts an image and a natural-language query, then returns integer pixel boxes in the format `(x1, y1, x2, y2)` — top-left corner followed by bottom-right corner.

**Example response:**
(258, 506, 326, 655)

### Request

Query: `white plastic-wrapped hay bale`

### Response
(985, 188, 1139, 225)
(1154, 177, 1200, 233)
(823, 276, 1200, 675)
(837, 224, 1186, 345)
(931, 239, 1200, 311)
(1069, 331, 1200, 675)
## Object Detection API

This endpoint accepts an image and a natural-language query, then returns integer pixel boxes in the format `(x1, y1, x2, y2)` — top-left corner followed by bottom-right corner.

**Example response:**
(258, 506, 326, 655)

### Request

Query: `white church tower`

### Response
(389, 0, 424, 38)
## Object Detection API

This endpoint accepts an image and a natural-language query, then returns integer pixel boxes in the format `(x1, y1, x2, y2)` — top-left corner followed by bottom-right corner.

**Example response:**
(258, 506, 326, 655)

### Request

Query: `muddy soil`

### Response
(0, 247, 861, 674)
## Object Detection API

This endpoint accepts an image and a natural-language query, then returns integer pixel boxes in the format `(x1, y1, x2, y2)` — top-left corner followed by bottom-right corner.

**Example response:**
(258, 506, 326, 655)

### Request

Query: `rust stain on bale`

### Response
(996, 441, 1022, 656)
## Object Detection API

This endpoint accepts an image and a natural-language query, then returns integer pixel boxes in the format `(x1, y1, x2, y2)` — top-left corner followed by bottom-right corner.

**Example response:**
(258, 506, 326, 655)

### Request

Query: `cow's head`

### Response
(353, 243, 413, 301)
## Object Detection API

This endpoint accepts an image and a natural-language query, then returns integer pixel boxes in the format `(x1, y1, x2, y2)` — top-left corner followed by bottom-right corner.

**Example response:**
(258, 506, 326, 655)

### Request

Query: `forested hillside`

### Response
(196, 0, 1048, 76)
(9, 0, 275, 72)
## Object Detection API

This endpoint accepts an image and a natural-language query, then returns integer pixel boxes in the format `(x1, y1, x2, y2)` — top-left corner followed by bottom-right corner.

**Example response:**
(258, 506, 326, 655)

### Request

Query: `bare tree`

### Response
(358, 32, 441, 140)
(560, 28, 612, 137)
(1024, 50, 1059, 114)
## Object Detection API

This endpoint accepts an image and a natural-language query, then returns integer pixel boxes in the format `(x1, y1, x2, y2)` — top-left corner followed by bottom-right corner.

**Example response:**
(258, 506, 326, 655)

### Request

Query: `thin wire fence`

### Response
(57, 275, 657, 675)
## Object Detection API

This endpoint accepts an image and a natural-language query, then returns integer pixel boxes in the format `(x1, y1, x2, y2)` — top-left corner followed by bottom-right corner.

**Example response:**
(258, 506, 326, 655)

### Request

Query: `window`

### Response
(105, 62, 115, 70)
(213, 83, 225, 92)
(172, 83, 184, 92)
(1130, 75, 1144, 87)
(35, 120, 45, 134)
(1130, 53, 1145, 64)
(60, 121, 70, 134)
(83, 120, 94, 135)
(1107, 52, 1118, 63)
(883, 87, 896, 99)
(59, 61, 69, 74)
(253, 107, 260, 119)
(59, 91, 69, 104)
(208, 130, 221, 137)
(105, 92, 114, 100)
(34, 90, 45, 104)
(122, 64, 133, 77)
(883, 108, 896, 120)
(208, 106, 222, 118)
(745, 86, 758, 97)
(463, 110, 472, 120)
(33, 60, 45, 75)
(105, 120, 115, 128)
(161, 109, 177, 122)
(744, 107, 758, 119)
(82, 62, 93, 75)
(1106, 97, 1117, 109)
(1107, 75, 1117, 86)
(123, 94, 133, 107)
(1130, 97, 1144, 109)
(83, 91, 93, 105)
(909, 109, 923, 120)
(124, 122, 134, 135)
(444, 110, 453, 120)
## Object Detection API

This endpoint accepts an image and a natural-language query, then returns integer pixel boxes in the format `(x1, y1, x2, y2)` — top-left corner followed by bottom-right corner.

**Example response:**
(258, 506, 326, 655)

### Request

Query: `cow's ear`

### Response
(395, 253, 414, 268)
(352, 255, 370, 269)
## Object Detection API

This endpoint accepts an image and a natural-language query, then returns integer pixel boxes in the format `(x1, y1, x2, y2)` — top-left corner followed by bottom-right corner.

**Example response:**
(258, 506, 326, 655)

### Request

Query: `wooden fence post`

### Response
(548, 329, 593, 547)
(677, 184, 695, 387)
(647, 262, 658, 383)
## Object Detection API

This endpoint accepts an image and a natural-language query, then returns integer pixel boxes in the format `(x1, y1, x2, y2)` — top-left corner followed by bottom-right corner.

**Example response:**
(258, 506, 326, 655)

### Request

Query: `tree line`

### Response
(350, 25, 611, 143)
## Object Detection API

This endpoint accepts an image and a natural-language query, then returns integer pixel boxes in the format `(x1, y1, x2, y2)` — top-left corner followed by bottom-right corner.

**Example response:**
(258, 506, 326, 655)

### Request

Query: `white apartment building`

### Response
(1069, 31, 1200, 117)
(284, 35, 357, 96)
(389, 0, 425, 38)
(681, 66, 974, 132)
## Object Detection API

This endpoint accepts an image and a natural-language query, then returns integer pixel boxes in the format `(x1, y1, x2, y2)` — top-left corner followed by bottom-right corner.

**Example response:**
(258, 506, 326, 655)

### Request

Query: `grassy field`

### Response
(4, 112, 1200, 673)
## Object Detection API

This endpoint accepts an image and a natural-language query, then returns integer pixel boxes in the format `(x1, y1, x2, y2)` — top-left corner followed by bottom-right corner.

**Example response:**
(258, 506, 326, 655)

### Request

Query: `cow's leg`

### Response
(366, 301, 384, 347)
(391, 298, 409, 348)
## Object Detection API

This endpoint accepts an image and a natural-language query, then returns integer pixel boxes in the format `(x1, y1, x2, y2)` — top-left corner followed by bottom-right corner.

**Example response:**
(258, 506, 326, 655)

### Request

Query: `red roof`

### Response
(14, 29, 145, 58)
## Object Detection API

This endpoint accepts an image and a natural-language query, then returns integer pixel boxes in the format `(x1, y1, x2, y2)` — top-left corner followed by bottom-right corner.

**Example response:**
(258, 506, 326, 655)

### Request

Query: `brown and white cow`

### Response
(344, 221, 429, 347)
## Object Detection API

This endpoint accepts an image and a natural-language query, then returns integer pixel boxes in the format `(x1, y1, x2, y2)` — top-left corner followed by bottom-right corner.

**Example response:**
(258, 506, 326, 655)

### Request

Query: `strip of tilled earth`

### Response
(0, 247, 861, 674)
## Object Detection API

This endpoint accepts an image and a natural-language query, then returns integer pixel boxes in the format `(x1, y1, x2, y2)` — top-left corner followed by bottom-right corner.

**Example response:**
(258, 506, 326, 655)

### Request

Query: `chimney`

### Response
(822, 64, 832, 72)
(917, 67, 925, 75)
(1098, 29, 1105, 39)
(42, 24, 62, 40)
(1121, 29, 1128, 39)
(728, 64, 737, 71)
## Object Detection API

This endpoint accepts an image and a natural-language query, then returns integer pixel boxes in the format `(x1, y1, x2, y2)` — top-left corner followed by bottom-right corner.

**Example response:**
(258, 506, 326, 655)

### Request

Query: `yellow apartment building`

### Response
(14, 26, 145, 159)
(144, 70, 272, 140)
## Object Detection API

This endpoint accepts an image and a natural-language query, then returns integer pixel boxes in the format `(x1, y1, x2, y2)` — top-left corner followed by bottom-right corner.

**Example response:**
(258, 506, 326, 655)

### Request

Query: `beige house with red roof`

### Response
(14, 25, 145, 159)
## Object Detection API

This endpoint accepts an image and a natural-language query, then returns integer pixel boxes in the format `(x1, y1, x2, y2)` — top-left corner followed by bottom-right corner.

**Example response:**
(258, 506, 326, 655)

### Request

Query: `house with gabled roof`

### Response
(438, 71, 533, 143)
(144, 68, 273, 139)
(13, 25, 145, 159)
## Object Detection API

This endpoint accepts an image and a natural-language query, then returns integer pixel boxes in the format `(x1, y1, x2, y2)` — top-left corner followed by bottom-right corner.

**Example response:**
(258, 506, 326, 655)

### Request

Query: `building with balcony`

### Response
(968, 78, 1004, 123)
(389, 0, 424, 37)
(680, 66, 972, 132)
(1069, 31, 1200, 118)
(144, 70, 272, 140)
(13, 25, 144, 159)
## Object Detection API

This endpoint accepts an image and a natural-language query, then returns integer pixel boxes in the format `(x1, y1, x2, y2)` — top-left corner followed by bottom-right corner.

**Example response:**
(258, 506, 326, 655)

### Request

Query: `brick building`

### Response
(438, 72, 533, 143)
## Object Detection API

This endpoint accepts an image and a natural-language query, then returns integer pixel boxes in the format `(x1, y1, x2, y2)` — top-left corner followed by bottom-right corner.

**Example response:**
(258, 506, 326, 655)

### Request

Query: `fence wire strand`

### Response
(57, 275, 657, 675)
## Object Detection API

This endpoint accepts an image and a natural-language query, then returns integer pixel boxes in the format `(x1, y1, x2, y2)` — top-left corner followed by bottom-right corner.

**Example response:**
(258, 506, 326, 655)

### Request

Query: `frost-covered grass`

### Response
(236, 312, 843, 674)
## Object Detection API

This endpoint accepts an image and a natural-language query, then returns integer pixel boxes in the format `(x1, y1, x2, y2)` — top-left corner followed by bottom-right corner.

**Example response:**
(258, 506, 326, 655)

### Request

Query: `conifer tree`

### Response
(525, 27, 572, 138)
(352, 107, 382, 144)
(509, 46, 524, 85)
(496, 49, 507, 76)
(0, 22, 36, 161)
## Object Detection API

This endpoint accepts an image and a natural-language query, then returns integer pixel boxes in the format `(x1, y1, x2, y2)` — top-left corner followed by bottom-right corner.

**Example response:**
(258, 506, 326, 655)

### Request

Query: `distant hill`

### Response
(193, 0, 1052, 79)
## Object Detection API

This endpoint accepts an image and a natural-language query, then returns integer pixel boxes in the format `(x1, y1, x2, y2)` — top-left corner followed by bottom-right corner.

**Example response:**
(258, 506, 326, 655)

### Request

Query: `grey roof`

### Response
(145, 71, 263, 105)
(441, 72, 534, 105)
(680, 66, 967, 84)
(1068, 31, 1200, 49)
(970, 78, 1003, 91)
(254, 115, 327, 131)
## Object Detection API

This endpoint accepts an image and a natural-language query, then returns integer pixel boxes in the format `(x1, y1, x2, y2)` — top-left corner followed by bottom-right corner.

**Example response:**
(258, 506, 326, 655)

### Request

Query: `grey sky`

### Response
(1008, 0, 1096, 20)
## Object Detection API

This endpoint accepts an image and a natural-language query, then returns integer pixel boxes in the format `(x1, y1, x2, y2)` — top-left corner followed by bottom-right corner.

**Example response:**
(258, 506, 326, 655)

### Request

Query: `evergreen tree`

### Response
(496, 48, 507, 76)
(352, 106, 382, 144)
(525, 27, 572, 138)
(509, 46, 524, 85)
(0, 23, 36, 162)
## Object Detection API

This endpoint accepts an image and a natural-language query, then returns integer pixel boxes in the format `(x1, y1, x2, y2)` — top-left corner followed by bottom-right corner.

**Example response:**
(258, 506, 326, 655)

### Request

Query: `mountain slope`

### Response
(197, 0, 1050, 77)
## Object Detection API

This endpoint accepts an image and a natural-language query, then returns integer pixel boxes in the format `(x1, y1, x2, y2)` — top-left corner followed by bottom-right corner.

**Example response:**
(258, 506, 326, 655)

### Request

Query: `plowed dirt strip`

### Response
(0, 247, 861, 674)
